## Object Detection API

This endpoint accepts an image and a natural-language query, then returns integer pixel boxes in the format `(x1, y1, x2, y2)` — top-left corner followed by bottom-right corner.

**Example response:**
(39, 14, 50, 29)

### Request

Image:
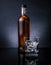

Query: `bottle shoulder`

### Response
(18, 15, 30, 21)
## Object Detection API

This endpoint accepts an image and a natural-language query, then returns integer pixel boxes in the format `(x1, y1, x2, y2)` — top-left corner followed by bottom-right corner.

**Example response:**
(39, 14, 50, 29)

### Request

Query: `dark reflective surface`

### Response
(0, 48, 50, 65)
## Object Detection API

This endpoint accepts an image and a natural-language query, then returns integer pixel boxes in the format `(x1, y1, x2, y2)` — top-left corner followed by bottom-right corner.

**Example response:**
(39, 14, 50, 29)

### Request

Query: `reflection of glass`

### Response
(19, 54, 39, 65)
(25, 59, 38, 65)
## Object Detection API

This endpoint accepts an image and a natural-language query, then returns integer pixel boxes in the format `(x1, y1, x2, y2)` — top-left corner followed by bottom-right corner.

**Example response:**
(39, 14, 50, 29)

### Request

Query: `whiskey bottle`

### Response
(18, 4, 30, 53)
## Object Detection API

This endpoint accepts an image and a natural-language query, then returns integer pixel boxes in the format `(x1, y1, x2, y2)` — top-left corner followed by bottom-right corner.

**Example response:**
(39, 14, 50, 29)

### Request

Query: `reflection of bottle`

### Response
(18, 4, 30, 52)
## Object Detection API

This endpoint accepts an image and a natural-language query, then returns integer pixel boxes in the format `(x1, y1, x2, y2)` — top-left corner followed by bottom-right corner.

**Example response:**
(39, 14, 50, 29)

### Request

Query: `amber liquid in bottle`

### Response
(18, 5, 30, 53)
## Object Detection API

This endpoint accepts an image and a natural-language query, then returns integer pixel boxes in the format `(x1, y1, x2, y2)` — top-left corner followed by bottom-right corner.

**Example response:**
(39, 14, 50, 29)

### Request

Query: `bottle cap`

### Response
(21, 4, 27, 8)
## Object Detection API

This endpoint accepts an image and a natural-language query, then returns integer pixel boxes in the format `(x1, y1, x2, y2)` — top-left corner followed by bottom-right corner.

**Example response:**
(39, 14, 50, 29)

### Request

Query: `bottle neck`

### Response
(21, 7, 27, 16)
